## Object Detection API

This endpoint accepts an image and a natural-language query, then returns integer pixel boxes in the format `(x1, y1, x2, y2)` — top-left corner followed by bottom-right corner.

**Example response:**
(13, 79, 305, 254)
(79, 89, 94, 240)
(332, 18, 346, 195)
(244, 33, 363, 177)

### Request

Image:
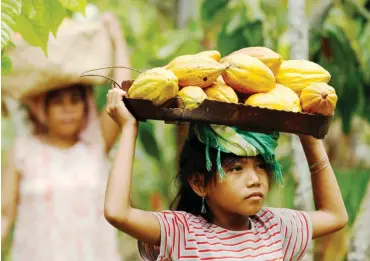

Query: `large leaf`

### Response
(14, 13, 50, 55)
(13, 0, 69, 55)
(138, 121, 162, 164)
(201, 0, 229, 24)
(1, 0, 21, 49)
(337, 65, 363, 134)
(44, 0, 67, 36)
(58, 0, 87, 13)
(1, 51, 12, 75)
(217, 25, 249, 56)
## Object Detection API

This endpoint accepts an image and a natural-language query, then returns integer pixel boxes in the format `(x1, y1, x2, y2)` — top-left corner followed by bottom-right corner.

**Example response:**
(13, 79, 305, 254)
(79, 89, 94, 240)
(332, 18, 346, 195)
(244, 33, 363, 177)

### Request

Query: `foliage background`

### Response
(2, 0, 370, 260)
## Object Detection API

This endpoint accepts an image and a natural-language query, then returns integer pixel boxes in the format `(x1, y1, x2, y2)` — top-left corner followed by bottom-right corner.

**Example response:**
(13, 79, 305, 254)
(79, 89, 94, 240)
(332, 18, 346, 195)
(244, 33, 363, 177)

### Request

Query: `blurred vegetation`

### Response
(1, 0, 370, 260)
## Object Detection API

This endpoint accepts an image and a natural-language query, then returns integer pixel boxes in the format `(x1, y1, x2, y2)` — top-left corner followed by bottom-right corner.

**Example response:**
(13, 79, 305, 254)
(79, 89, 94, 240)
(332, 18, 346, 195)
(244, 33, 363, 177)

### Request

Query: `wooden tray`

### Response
(121, 81, 333, 139)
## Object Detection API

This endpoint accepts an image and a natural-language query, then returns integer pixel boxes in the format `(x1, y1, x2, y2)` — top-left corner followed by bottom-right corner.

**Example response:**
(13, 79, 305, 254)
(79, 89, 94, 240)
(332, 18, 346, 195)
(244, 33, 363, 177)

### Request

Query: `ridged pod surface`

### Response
(128, 67, 179, 106)
(221, 53, 276, 94)
(245, 84, 301, 112)
(300, 82, 337, 116)
(196, 50, 221, 61)
(165, 55, 226, 88)
(228, 47, 282, 75)
(276, 60, 331, 95)
(204, 82, 238, 103)
(177, 86, 207, 110)
(245, 92, 285, 111)
(270, 84, 302, 112)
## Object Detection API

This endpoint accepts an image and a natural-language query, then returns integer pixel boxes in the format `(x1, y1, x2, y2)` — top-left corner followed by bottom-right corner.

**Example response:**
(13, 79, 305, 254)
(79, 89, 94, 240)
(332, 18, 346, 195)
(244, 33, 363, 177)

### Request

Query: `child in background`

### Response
(104, 88, 348, 261)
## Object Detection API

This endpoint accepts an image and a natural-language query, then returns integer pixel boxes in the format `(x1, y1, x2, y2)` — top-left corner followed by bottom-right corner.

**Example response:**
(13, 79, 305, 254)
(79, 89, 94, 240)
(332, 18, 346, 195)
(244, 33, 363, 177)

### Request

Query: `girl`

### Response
(2, 14, 129, 261)
(104, 88, 348, 261)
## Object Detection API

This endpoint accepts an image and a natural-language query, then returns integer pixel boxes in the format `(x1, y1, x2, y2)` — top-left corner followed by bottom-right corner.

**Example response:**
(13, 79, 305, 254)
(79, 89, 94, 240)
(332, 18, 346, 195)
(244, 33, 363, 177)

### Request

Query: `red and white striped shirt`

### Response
(138, 208, 312, 261)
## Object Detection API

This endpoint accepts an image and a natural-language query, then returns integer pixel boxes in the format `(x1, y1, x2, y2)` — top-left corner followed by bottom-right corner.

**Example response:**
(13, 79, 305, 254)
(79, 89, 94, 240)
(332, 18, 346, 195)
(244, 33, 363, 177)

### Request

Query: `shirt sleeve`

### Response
(138, 211, 189, 261)
(267, 207, 313, 261)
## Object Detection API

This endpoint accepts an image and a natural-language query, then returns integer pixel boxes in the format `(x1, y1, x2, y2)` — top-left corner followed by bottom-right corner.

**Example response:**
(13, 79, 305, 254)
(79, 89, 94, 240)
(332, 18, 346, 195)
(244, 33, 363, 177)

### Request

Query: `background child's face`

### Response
(45, 89, 85, 139)
(206, 156, 270, 217)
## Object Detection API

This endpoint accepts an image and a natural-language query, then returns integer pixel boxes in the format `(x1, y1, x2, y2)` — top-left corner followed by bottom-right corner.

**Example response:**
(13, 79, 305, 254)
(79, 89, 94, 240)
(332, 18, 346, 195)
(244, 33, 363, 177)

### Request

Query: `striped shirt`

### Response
(138, 208, 312, 261)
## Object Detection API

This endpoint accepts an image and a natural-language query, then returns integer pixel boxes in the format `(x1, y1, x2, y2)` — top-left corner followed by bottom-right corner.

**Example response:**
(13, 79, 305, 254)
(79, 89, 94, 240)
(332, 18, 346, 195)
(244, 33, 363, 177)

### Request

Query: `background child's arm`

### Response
(299, 135, 348, 239)
(1, 147, 20, 246)
(99, 13, 132, 153)
(104, 90, 161, 246)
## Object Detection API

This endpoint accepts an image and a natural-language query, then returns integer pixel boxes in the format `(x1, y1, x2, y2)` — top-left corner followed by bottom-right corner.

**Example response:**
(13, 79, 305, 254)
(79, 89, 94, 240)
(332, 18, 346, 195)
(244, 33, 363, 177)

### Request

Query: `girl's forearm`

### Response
(299, 135, 347, 221)
(104, 125, 138, 220)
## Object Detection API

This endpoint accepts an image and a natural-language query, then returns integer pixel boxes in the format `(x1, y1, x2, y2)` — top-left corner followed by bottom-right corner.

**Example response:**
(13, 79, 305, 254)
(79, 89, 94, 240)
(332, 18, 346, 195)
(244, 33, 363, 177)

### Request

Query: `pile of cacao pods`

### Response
(128, 47, 338, 116)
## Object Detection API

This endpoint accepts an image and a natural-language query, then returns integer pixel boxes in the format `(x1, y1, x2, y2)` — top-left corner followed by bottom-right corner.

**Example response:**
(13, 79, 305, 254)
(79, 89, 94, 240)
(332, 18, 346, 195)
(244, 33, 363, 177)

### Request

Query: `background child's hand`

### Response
(106, 88, 137, 128)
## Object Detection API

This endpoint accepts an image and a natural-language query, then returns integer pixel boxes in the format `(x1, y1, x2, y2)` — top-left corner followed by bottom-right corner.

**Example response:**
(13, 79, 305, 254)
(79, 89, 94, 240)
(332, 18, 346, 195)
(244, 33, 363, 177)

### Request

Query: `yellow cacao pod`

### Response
(245, 92, 285, 111)
(221, 53, 276, 94)
(270, 84, 302, 112)
(276, 60, 331, 94)
(300, 82, 338, 116)
(197, 50, 221, 61)
(164, 55, 226, 88)
(204, 82, 239, 104)
(177, 86, 208, 110)
(216, 75, 226, 84)
(128, 67, 179, 106)
(229, 47, 282, 75)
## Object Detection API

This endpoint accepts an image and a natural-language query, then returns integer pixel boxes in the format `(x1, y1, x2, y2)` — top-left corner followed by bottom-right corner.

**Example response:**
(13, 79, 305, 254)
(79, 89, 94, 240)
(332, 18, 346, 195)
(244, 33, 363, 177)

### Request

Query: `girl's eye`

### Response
(72, 96, 82, 104)
(257, 162, 267, 169)
(229, 165, 243, 172)
(51, 97, 63, 105)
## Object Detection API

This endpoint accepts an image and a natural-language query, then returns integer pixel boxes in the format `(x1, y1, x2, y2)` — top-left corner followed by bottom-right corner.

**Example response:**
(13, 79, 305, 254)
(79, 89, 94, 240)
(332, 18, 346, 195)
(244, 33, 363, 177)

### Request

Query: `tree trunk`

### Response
(288, 0, 314, 261)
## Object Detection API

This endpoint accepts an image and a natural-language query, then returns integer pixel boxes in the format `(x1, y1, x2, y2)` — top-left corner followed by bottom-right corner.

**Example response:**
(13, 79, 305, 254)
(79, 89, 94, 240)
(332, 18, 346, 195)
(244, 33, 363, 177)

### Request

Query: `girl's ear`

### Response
(188, 172, 207, 197)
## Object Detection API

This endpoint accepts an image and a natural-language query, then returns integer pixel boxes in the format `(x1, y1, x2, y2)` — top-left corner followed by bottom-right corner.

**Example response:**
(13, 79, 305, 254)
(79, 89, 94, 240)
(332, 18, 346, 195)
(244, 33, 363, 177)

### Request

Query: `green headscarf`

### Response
(190, 124, 283, 184)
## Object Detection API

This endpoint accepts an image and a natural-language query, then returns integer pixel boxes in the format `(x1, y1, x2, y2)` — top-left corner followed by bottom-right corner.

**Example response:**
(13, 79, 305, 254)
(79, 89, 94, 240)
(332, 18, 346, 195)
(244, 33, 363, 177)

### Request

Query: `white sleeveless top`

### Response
(12, 134, 121, 261)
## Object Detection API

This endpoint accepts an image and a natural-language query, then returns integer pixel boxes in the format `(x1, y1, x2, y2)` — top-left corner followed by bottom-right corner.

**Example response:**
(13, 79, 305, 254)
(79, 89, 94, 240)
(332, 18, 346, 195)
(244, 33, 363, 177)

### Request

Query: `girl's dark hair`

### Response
(170, 135, 241, 222)
(170, 133, 274, 222)
(44, 84, 89, 110)
(29, 84, 90, 134)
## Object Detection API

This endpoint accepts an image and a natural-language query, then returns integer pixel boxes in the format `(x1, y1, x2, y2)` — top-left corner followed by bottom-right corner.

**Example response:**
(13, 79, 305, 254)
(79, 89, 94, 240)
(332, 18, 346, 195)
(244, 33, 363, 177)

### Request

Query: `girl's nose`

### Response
(245, 170, 261, 188)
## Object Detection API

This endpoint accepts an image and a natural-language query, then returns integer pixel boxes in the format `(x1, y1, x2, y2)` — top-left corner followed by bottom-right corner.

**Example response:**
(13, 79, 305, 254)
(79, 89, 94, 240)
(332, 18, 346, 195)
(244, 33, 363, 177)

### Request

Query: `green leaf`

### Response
(242, 21, 264, 47)
(1, 52, 12, 75)
(44, 0, 67, 36)
(58, 0, 87, 13)
(201, 0, 229, 24)
(138, 122, 162, 164)
(217, 24, 249, 56)
(14, 13, 49, 55)
(1, 0, 21, 49)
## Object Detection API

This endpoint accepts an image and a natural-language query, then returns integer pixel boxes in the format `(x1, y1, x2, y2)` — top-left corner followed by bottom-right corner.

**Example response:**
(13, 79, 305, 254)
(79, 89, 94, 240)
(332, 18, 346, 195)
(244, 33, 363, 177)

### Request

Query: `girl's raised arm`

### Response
(300, 135, 348, 239)
(104, 89, 161, 246)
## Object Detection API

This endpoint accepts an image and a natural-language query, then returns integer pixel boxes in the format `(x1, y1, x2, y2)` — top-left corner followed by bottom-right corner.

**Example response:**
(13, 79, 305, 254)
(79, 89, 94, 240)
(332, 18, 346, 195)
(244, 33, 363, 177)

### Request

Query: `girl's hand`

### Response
(106, 88, 137, 128)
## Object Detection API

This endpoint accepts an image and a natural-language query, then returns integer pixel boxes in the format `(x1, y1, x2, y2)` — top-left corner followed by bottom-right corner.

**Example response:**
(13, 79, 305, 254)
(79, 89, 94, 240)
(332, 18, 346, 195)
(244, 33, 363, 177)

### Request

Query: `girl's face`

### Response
(205, 156, 270, 218)
(45, 89, 86, 139)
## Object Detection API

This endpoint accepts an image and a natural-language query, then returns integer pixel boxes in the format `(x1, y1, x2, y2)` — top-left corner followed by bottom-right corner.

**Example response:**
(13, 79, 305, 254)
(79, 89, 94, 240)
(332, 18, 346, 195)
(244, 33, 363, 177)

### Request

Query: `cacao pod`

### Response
(276, 60, 331, 94)
(128, 67, 179, 106)
(197, 50, 221, 61)
(204, 82, 238, 103)
(245, 92, 285, 111)
(164, 55, 226, 88)
(270, 84, 302, 112)
(177, 86, 207, 110)
(216, 75, 226, 84)
(220, 53, 276, 94)
(300, 82, 338, 116)
(228, 47, 282, 75)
